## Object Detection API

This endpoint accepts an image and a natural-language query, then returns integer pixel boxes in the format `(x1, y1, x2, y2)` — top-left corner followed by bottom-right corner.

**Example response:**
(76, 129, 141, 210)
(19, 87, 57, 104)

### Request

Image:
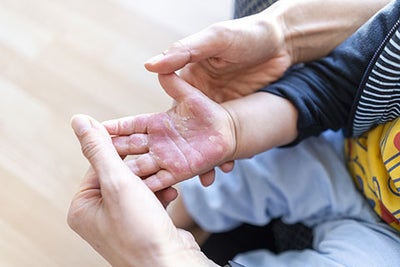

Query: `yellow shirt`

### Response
(346, 118, 400, 231)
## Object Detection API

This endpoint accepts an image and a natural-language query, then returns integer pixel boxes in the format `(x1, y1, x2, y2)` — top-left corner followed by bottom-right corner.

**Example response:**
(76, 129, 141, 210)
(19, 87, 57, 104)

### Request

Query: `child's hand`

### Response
(103, 73, 236, 192)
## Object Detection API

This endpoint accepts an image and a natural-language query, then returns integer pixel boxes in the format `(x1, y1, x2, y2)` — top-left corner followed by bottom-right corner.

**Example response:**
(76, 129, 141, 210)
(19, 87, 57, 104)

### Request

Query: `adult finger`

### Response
(71, 114, 129, 180)
(144, 24, 228, 74)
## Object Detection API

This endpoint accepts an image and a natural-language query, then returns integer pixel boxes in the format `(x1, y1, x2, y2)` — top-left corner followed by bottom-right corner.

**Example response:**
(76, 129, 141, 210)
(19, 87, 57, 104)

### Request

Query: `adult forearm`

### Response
(262, 0, 400, 140)
(223, 92, 298, 159)
(263, 0, 390, 64)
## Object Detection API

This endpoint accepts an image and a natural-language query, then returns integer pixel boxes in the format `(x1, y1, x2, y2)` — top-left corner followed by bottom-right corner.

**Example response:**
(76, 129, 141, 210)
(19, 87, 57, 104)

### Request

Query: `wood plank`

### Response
(0, 0, 231, 265)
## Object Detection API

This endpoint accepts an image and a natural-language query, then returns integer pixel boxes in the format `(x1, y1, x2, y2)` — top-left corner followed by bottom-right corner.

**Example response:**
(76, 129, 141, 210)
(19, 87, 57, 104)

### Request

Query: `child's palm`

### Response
(104, 73, 235, 191)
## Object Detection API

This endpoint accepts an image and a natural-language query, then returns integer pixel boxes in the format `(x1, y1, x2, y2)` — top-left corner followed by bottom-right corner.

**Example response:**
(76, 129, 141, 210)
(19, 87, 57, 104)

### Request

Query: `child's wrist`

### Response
(220, 102, 240, 161)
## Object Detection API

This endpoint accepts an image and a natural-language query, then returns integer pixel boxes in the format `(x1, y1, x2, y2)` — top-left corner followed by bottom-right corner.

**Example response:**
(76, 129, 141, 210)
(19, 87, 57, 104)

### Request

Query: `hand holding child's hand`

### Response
(103, 73, 236, 191)
(68, 115, 214, 267)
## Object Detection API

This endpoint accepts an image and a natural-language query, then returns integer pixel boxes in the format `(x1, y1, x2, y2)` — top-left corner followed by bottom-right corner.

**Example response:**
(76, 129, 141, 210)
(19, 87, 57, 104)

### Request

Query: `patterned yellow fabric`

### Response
(346, 118, 400, 231)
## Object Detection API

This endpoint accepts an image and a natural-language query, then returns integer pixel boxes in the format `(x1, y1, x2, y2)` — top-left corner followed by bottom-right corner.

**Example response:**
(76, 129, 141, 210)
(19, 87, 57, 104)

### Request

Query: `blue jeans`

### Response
(180, 131, 400, 266)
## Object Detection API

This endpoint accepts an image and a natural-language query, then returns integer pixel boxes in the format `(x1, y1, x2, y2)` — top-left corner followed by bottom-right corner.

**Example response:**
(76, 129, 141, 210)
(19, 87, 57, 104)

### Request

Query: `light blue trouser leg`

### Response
(181, 131, 400, 266)
(234, 219, 400, 267)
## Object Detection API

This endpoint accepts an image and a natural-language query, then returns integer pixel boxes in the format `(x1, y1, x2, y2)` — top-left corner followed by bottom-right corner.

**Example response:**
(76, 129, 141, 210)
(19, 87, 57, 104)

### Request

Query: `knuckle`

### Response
(67, 204, 81, 231)
(128, 136, 146, 151)
(107, 122, 117, 133)
(81, 137, 102, 160)
(171, 40, 194, 61)
(209, 22, 232, 38)
(117, 120, 126, 132)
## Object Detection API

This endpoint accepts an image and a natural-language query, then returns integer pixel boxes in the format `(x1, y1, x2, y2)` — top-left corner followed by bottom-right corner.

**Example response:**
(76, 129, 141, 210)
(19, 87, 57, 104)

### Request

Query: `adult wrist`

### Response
(115, 248, 214, 267)
(158, 246, 219, 267)
(137, 229, 219, 267)
(259, 1, 296, 65)
(263, 0, 331, 64)
(262, 0, 390, 64)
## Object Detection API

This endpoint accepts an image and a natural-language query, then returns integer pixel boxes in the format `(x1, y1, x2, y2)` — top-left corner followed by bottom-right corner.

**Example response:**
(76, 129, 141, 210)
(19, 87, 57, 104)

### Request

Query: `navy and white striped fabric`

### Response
(352, 24, 400, 136)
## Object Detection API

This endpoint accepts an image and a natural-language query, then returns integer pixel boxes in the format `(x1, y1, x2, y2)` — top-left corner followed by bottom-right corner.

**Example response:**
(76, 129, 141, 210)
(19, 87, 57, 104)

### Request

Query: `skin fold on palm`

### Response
(179, 52, 290, 103)
(103, 73, 236, 192)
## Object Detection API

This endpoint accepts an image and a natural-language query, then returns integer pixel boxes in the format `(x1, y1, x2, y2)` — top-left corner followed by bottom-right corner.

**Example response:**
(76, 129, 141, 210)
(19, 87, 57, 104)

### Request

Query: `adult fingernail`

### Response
(145, 53, 165, 65)
(71, 115, 92, 136)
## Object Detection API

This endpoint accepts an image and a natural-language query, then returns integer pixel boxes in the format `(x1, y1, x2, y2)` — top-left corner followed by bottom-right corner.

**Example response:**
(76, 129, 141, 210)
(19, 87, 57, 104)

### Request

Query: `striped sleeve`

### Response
(351, 27, 400, 136)
(261, 0, 400, 140)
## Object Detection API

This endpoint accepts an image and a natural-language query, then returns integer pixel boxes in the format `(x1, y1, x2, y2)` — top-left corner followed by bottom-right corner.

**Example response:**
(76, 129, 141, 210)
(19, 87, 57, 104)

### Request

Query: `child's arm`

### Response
(105, 3, 399, 192)
(103, 74, 297, 192)
(221, 90, 297, 159)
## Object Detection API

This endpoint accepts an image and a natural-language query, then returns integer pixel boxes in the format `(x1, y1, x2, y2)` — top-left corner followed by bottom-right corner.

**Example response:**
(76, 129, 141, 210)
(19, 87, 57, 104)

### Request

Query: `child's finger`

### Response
(125, 154, 161, 178)
(112, 134, 149, 155)
(103, 113, 154, 136)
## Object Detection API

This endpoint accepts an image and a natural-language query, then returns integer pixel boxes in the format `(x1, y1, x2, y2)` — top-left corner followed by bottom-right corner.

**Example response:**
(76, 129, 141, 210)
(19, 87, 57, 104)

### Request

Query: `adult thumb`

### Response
(71, 114, 126, 177)
(144, 26, 225, 74)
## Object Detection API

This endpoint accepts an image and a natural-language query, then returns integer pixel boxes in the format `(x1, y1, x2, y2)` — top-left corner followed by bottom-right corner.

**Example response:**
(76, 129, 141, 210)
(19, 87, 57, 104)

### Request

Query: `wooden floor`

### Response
(0, 0, 232, 266)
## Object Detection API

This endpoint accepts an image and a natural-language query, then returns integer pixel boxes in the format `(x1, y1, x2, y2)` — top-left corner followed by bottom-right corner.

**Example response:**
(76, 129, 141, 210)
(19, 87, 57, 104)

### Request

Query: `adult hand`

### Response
(145, 13, 291, 103)
(103, 73, 237, 192)
(68, 114, 216, 267)
(145, 0, 390, 103)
